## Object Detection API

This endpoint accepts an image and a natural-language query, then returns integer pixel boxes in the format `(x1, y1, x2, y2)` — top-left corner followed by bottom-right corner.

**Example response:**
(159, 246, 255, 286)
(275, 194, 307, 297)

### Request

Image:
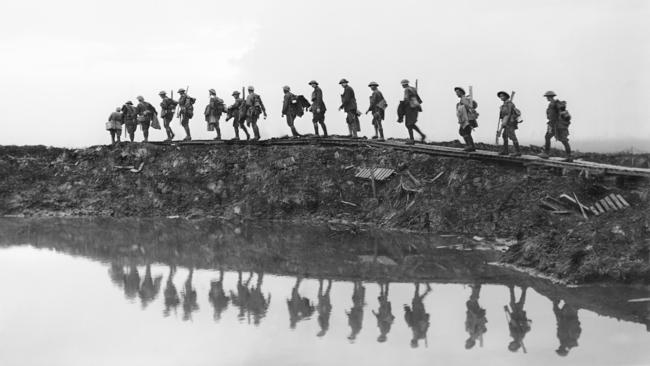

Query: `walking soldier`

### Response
(539, 91, 572, 162)
(243, 86, 266, 140)
(455, 87, 478, 151)
(497, 91, 521, 156)
(205, 89, 225, 140)
(309, 80, 328, 137)
(135, 95, 157, 142)
(177, 88, 195, 141)
(159, 91, 178, 141)
(106, 107, 123, 144)
(338, 78, 360, 138)
(226, 91, 250, 140)
(281, 86, 303, 137)
(397, 79, 426, 145)
(121, 101, 138, 142)
(366, 81, 387, 141)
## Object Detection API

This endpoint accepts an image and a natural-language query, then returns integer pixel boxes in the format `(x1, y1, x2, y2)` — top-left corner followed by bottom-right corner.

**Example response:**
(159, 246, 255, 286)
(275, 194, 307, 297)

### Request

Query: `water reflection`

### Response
(404, 283, 431, 348)
(553, 299, 582, 357)
(231, 271, 271, 325)
(464, 284, 487, 350)
(505, 285, 532, 353)
(317, 278, 333, 337)
(208, 270, 230, 322)
(346, 281, 366, 342)
(373, 282, 395, 343)
(288, 277, 315, 329)
(163, 265, 180, 317)
(182, 268, 199, 321)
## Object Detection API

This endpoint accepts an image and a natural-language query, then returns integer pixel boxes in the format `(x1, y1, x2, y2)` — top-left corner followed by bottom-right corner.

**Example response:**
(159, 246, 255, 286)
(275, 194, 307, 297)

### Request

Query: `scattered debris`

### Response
(627, 298, 650, 303)
(358, 255, 398, 266)
(472, 236, 485, 242)
(130, 162, 145, 173)
(340, 200, 358, 207)
(355, 167, 395, 181)
(273, 156, 296, 169)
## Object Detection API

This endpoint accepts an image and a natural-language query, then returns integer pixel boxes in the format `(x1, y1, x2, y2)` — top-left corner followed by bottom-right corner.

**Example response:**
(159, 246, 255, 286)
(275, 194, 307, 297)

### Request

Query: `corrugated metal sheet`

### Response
(355, 167, 395, 181)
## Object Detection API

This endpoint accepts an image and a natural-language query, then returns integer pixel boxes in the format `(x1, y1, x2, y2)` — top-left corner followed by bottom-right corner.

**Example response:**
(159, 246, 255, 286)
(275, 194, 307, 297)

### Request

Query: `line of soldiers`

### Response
(110, 265, 582, 355)
(106, 80, 573, 161)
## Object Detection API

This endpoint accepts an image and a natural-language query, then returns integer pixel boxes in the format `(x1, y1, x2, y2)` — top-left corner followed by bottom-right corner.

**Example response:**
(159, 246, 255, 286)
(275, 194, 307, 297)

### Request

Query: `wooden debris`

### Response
(340, 200, 358, 207)
(608, 194, 625, 210)
(355, 167, 395, 181)
(603, 196, 619, 211)
(616, 194, 631, 207)
(572, 192, 589, 220)
(130, 162, 145, 173)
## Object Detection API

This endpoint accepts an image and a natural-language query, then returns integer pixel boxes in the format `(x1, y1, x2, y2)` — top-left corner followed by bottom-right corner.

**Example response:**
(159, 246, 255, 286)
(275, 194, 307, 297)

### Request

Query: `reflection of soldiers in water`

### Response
(373, 282, 395, 343)
(346, 281, 366, 342)
(504, 285, 532, 353)
(164, 265, 180, 317)
(249, 272, 271, 326)
(123, 265, 141, 300)
(138, 264, 162, 309)
(404, 283, 431, 348)
(208, 270, 230, 322)
(230, 271, 252, 322)
(317, 279, 333, 337)
(108, 263, 125, 289)
(181, 268, 199, 321)
(465, 284, 487, 350)
(553, 299, 582, 357)
(287, 277, 315, 329)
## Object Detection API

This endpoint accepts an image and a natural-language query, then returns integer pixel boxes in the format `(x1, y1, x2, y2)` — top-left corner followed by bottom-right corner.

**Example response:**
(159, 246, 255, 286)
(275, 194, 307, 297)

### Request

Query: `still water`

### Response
(0, 220, 648, 366)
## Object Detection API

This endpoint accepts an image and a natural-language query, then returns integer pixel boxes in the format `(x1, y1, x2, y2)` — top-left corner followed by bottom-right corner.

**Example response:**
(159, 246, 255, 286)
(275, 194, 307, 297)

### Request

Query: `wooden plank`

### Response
(594, 202, 606, 214)
(603, 196, 619, 211)
(608, 194, 626, 210)
(589, 206, 600, 216)
(616, 194, 631, 208)
(599, 199, 612, 212)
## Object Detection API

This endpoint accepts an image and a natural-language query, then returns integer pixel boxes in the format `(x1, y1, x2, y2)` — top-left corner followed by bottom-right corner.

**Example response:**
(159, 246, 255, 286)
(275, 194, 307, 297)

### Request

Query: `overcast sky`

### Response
(1, 0, 648, 150)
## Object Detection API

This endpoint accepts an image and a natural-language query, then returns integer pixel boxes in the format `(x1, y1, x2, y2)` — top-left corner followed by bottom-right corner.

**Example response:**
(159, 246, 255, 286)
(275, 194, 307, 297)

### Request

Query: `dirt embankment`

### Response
(0, 142, 648, 284)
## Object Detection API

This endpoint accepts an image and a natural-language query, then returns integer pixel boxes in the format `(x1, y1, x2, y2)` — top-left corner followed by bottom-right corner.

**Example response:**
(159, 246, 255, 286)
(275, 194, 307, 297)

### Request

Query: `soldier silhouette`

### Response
(504, 285, 532, 353)
(208, 270, 230, 322)
(249, 272, 271, 326)
(163, 265, 180, 317)
(317, 278, 333, 337)
(181, 268, 199, 321)
(553, 299, 582, 357)
(464, 284, 488, 350)
(138, 264, 162, 309)
(346, 281, 366, 342)
(230, 271, 253, 323)
(373, 282, 395, 343)
(404, 283, 431, 348)
(287, 277, 315, 329)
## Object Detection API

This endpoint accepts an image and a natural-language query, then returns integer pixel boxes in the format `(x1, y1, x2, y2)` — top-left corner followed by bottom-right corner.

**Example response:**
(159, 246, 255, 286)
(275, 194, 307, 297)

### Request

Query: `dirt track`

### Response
(0, 141, 648, 283)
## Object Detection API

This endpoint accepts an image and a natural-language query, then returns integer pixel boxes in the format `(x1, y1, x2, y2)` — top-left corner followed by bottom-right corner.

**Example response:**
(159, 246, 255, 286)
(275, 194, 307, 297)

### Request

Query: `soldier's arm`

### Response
(259, 97, 267, 114)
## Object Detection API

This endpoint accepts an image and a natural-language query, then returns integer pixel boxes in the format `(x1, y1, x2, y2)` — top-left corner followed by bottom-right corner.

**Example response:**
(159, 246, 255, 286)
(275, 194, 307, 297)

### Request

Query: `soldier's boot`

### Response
(499, 139, 509, 155)
(463, 136, 476, 152)
(313, 123, 320, 136)
(372, 126, 379, 139)
(510, 141, 522, 157)
(562, 141, 573, 162)
(214, 128, 221, 140)
(378, 128, 385, 142)
(321, 124, 328, 137)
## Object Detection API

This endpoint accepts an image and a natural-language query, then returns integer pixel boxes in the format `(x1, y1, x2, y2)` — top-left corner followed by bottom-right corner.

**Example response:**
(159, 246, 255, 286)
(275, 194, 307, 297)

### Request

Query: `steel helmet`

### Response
(544, 90, 557, 97)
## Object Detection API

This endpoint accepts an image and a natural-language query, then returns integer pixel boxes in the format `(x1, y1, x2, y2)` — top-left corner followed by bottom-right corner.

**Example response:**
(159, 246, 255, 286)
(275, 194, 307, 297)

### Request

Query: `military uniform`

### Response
(159, 92, 178, 141)
(498, 91, 521, 156)
(455, 87, 478, 152)
(367, 82, 386, 140)
(309, 80, 328, 137)
(398, 80, 426, 144)
(205, 90, 224, 140)
(178, 89, 195, 140)
(135, 97, 156, 142)
(106, 108, 123, 144)
(282, 87, 302, 137)
(540, 91, 572, 161)
(339, 79, 360, 137)
(121, 101, 138, 142)
(227, 91, 250, 140)
(243, 88, 266, 140)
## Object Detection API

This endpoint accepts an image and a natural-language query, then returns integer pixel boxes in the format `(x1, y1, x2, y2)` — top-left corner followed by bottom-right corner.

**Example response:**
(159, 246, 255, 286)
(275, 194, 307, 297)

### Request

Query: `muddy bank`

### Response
(0, 142, 648, 284)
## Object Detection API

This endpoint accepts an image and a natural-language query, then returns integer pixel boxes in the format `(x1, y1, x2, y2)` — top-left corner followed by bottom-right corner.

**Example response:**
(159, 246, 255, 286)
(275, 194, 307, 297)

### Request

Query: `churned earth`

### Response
(0, 140, 648, 284)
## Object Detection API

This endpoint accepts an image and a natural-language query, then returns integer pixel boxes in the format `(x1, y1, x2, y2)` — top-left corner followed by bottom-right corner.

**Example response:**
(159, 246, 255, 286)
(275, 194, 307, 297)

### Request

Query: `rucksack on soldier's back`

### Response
(558, 100, 571, 123)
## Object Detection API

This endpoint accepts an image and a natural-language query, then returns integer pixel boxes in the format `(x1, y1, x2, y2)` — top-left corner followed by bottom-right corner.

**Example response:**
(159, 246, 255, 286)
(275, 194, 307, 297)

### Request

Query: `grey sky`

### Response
(1, 0, 648, 149)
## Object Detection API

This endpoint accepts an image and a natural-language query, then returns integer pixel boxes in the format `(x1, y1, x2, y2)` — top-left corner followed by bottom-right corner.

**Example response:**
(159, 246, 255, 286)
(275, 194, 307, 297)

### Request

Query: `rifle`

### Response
(495, 90, 515, 144)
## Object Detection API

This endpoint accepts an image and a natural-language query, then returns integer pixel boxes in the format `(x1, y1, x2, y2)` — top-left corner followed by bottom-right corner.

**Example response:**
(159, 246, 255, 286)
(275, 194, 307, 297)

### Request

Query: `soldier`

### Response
(464, 284, 487, 349)
(205, 89, 225, 140)
(539, 91, 573, 162)
(404, 283, 431, 348)
(346, 281, 366, 342)
(226, 91, 250, 140)
(309, 80, 328, 137)
(158, 91, 178, 141)
(504, 285, 531, 353)
(553, 299, 582, 357)
(338, 78, 360, 138)
(398, 79, 426, 145)
(135, 95, 157, 142)
(121, 101, 138, 142)
(243, 86, 267, 140)
(366, 81, 387, 141)
(372, 282, 395, 343)
(455, 87, 478, 152)
(177, 88, 195, 141)
(106, 107, 123, 144)
(497, 91, 521, 156)
(281, 85, 302, 137)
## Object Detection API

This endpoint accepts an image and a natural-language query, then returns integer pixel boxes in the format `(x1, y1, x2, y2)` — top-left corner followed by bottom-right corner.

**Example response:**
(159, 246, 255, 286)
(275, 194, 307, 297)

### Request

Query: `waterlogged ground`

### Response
(0, 219, 648, 366)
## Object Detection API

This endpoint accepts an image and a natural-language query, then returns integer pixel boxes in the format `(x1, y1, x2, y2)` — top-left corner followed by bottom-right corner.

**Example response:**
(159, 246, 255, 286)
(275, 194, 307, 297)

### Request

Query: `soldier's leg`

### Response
(376, 117, 384, 140)
(233, 119, 240, 140)
(412, 124, 426, 142)
(499, 129, 509, 155)
(240, 121, 250, 140)
(251, 118, 260, 140)
(109, 130, 116, 144)
(313, 114, 321, 136)
(142, 121, 150, 142)
(215, 120, 221, 140)
(115, 128, 121, 143)
(319, 117, 328, 137)
(406, 127, 415, 144)
(182, 118, 191, 140)
(559, 129, 572, 161)
(509, 127, 521, 156)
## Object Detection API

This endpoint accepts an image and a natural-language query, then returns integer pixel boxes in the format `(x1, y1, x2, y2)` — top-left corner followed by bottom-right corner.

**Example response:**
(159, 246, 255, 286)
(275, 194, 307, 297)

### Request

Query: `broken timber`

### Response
(149, 137, 650, 179)
(355, 167, 395, 181)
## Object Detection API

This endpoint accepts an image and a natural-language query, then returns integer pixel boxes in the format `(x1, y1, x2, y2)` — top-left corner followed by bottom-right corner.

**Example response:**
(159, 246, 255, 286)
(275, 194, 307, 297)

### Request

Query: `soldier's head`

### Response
(178, 88, 186, 95)
(368, 81, 379, 91)
(555, 346, 569, 357)
(158, 91, 167, 99)
(508, 340, 521, 352)
(377, 334, 387, 343)
(282, 85, 290, 93)
(544, 90, 556, 102)
(247, 86, 255, 92)
(454, 87, 466, 98)
(136, 95, 144, 102)
(497, 91, 510, 101)
(125, 101, 133, 106)
(209, 88, 216, 96)
(232, 91, 240, 99)
(401, 79, 410, 88)
(339, 78, 349, 88)
(309, 80, 319, 89)
(465, 338, 476, 349)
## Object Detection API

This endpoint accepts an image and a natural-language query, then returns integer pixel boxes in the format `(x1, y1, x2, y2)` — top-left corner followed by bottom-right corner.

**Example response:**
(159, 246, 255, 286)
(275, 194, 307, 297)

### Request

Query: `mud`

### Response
(0, 142, 648, 284)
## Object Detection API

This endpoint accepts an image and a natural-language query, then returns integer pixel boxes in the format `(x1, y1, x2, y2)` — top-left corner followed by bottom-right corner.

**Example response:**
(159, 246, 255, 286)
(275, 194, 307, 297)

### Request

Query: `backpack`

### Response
(511, 104, 523, 123)
(466, 99, 479, 120)
(557, 100, 571, 123)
